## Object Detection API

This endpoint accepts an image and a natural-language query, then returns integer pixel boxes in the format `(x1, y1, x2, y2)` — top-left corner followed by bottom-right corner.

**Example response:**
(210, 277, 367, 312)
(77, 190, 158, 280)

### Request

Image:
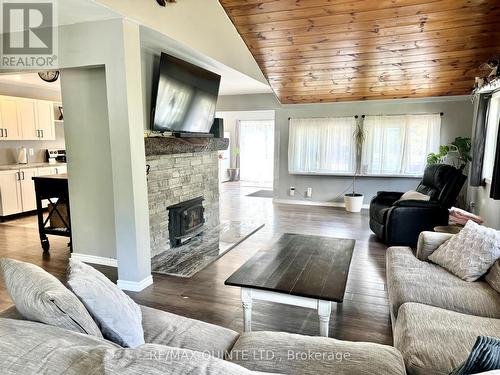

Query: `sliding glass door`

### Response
(239, 120, 274, 187)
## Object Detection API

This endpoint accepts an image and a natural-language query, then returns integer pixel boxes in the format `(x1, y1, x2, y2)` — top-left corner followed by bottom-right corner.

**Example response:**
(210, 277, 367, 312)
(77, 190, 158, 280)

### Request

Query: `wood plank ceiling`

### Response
(219, 0, 500, 104)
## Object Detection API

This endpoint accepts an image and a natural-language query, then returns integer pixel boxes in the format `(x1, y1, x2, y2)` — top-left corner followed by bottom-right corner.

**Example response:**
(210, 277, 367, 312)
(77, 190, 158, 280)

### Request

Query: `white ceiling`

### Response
(141, 26, 271, 96)
(56, 0, 121, 26)
(0, 73, 61, 91)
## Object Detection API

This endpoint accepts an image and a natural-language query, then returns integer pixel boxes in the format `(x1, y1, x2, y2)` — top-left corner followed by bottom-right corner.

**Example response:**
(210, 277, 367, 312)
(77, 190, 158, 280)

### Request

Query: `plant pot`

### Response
(227, 168, 240, 181)
(344, 193, 364, 212)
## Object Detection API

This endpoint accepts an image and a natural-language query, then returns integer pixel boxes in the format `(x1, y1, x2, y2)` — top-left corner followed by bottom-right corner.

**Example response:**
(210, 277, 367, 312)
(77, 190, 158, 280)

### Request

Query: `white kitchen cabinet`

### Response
(16, 99, 38, 140)
(19, 168, 37, 212)
(0, 170, 22, 216)
(0, 97, 21, 140)
(54, 165, 67, 174)
(37, 167, 53, 176)
(0, 96, 56, 141)
(36, 100, 55, 140)
(0, 165, 67, 216)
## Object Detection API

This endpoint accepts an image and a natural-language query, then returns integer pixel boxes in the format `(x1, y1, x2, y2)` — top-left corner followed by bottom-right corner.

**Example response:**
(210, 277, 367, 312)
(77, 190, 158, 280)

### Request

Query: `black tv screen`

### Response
(151, 53, 221, 134)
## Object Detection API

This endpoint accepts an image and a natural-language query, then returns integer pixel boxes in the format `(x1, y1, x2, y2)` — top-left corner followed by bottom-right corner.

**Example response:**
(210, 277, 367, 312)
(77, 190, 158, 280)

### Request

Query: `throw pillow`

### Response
(67, 258, 145, 348)
(449, 336, 500, 375)
(485, 260, 500, 294)
(428, 221, 500, 281)
(0, 258, 102, 337)
(399, 190, 430, 201)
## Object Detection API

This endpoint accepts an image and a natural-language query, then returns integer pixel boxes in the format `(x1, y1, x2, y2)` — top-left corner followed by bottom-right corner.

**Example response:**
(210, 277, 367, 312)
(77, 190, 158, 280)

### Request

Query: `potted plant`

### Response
(427, 137, 472, 170)
(227, 146, 240, 181)
(344, 116, 365, 212)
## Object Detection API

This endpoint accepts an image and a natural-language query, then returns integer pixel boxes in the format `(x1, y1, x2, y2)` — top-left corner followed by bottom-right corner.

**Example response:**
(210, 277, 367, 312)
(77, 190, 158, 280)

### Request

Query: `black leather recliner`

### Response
(369, 164, 466, 247)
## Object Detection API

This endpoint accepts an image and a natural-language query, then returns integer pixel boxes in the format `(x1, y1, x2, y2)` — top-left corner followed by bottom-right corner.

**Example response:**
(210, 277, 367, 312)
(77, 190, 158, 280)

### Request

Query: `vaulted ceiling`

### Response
(219, 0, 500, 104)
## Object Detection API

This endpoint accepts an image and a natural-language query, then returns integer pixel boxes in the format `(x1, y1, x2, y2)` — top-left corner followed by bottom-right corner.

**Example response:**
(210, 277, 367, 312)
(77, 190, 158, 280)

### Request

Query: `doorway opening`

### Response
(238, 119, 274, 188)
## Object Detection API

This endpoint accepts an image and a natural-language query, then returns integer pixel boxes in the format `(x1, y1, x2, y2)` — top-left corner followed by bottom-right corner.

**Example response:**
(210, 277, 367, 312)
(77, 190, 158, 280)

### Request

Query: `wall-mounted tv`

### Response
(151, 53, 221, 135)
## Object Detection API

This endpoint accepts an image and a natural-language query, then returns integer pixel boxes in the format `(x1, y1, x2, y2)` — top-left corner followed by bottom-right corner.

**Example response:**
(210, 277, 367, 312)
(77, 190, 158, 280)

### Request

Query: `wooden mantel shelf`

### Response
(144, 136, 229, 157)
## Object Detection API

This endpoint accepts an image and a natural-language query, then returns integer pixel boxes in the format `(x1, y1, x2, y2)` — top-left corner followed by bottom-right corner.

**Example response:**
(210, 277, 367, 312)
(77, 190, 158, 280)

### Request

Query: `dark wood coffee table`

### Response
(225, 233, 355, 337)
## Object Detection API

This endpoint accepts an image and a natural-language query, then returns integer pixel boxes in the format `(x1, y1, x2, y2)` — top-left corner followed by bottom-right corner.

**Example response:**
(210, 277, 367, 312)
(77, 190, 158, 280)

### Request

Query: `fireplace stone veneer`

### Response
(146, 151, 219, 258)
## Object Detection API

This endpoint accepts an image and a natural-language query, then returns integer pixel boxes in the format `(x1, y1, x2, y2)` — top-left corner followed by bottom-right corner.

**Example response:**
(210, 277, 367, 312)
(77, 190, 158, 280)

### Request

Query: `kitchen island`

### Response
(32, 174, 71, 252)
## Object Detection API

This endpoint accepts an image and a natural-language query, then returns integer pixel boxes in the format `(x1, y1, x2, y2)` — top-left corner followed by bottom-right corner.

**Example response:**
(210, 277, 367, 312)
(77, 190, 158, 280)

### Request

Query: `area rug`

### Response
(246, 190, 273, 198)
(151, 221, 264, 278)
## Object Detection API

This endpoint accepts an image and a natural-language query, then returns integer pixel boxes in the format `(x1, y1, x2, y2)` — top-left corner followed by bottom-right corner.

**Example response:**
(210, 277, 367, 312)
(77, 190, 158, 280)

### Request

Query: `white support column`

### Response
(59, 19, 152, 292)
(106, 20, 152, 291)
(317, 300, 332, 337)
(241, 288, 253, 332)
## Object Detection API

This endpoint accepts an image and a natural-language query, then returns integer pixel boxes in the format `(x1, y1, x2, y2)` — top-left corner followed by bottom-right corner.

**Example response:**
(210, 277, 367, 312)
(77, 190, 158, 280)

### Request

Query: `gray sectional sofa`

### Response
(0, 298, 405, 374)
(387, 231, 500, 374)
(1, 230, 499, 374)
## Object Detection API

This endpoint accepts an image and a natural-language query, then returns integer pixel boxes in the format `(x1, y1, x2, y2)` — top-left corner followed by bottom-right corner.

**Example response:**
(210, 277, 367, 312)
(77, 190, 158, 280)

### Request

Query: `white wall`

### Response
(61, 67, 117, 260)
(217, 94, 475, 204)
(3, 19, 155, 290)
(470, 183, 500, 230)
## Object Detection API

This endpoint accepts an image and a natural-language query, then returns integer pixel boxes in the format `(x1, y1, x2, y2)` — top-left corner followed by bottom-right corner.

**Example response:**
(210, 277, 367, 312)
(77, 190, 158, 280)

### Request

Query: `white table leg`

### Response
(241, 288, 253, 332)
(317, 300, 331, 337)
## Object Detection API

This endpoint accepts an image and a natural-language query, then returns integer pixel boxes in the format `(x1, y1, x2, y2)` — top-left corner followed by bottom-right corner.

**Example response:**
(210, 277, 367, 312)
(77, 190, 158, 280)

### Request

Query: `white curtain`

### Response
(239, 120, 274, 185)
(361, 114, 441, 176)
(288, 117, 356, 174)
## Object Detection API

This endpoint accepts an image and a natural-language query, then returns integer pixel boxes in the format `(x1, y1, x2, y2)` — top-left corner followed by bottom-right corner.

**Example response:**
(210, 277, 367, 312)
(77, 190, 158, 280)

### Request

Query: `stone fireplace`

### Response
(145, 137, 228, 258)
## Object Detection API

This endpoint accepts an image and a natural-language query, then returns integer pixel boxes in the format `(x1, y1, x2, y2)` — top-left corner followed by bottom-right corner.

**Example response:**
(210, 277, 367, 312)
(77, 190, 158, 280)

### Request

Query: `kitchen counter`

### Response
(0, 162, 67, 171)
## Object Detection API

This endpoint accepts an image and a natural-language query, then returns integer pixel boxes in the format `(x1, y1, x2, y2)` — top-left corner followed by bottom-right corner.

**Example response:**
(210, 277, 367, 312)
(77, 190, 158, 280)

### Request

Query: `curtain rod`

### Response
(288, 113, 443, 121)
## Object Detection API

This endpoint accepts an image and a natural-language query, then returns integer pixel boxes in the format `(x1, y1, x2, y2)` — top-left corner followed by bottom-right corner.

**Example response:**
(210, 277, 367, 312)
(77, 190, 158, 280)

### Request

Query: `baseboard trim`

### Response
(71, 253, 118, 267)
(117, 275, 154, 292)
(273, 198, 369, 209)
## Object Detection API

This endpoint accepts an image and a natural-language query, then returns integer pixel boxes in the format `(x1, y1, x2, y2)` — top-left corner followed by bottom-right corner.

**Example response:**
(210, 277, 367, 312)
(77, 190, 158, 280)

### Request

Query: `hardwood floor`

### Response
(0, 182, 392, 345)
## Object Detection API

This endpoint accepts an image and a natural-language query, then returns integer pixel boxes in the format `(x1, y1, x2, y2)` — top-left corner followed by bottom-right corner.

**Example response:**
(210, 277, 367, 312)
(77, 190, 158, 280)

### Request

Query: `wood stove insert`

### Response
(167, 196, 205, 247)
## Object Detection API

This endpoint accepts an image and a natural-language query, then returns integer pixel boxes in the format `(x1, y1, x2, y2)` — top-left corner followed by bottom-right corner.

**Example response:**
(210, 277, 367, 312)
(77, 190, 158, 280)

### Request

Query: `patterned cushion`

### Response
(386, 247, 500, 319)
(0, 258, 102, 337)
(399, 190, 430, 201)
(450, 336, 500, 375)
(415, 231, 453, 261)
(67, 258, 144, 348)
(485, 260, 500, 295)
(229, 331, 406, 375)
(428, 221, 500, 281)
(394, 303, 500, 375)
(0, 318, 270, 375)
(141, 305, 239, 358)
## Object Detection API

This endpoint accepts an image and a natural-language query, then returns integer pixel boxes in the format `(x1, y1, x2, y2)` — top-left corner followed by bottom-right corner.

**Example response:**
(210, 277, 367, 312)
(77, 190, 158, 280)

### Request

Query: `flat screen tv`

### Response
(151, 53, 221, 134)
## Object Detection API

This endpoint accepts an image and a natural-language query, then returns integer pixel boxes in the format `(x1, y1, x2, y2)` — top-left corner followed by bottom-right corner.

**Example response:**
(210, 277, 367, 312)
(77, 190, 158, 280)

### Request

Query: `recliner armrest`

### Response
(416, 231, 453, 261)
(393, 200, 441, 208)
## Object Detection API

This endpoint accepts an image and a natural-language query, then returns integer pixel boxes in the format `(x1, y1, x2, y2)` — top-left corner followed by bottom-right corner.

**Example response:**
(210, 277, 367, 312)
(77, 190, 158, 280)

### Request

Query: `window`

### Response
(239, 120, 274, 185)
(361, 114, 441, 176)
(483, 92, 500, 182)
(288, 117, 356, 174)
